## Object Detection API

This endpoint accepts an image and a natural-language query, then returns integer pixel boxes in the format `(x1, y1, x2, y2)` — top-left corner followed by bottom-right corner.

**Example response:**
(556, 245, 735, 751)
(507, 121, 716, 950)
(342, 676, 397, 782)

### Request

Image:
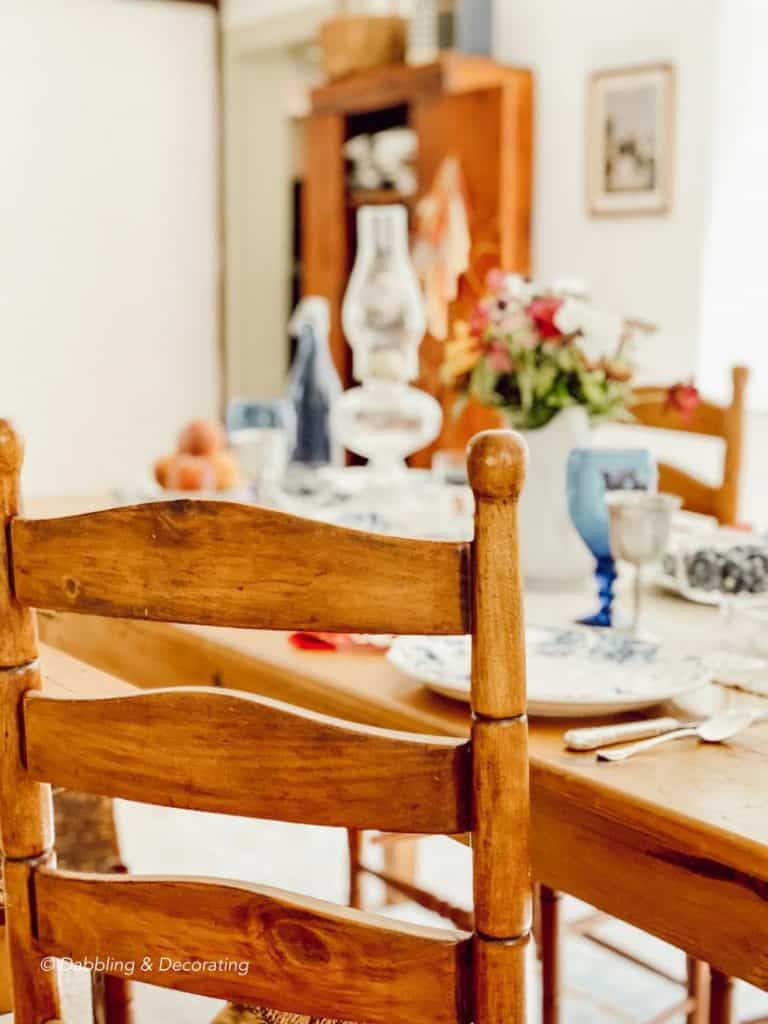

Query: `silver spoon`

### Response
(596, 708, 764, 762)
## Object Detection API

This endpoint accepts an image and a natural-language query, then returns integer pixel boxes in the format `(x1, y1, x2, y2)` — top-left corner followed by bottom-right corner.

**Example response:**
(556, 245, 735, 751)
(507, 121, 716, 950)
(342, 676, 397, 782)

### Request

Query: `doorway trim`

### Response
(222, 4, 331, 400)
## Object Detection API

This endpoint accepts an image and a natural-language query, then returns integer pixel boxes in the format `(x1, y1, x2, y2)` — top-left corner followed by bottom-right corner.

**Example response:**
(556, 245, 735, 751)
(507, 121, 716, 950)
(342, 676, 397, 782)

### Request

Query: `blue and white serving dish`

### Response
(387, 626, 712, 717)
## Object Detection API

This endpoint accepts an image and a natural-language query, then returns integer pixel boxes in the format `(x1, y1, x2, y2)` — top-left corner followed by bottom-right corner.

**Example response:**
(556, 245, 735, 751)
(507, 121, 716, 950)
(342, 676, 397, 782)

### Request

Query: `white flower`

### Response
(553, 297, 588, 335)
(554, 298, 624, 364)
(500, 273, 536, 304)
(552, 277, 590, 300)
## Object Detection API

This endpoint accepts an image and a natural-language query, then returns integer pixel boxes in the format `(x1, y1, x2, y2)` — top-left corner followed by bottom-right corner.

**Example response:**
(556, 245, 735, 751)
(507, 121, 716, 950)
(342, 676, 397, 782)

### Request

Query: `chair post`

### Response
(347, 829, 363, 909)
(0, 420, 60, 1024)
(718, 365, 748, 526)
(468, 429, 530, 1024)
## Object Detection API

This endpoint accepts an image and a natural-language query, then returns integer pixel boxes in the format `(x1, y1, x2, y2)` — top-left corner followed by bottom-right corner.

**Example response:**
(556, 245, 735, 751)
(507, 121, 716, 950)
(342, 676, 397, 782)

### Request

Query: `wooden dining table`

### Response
(24, 495, 768, 1004)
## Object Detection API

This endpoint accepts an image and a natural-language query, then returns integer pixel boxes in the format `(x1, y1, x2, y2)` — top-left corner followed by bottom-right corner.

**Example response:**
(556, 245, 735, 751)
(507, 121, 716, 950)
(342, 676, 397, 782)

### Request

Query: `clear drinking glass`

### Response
(606, 492, 681, 637)
(226, 399, 294, 498)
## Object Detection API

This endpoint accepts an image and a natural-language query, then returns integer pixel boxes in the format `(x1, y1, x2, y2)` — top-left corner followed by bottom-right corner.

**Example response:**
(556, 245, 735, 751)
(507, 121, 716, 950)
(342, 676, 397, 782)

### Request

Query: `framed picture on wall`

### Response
(587, 63, 674, 216)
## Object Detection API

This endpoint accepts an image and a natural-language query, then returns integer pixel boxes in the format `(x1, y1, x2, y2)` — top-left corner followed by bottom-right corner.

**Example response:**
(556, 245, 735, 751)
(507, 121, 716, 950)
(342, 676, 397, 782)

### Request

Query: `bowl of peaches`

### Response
(154, 419, 245, 497)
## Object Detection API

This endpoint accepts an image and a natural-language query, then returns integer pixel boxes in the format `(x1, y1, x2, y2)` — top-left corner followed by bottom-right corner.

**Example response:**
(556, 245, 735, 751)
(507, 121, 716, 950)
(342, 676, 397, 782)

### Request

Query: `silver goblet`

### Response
(606, 492, 682, 637)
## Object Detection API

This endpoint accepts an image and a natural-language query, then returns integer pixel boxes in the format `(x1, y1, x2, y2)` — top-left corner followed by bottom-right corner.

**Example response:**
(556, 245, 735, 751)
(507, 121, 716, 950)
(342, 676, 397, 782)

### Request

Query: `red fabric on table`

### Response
(289, 632, 389, 652)
(290, 632, 338, 651)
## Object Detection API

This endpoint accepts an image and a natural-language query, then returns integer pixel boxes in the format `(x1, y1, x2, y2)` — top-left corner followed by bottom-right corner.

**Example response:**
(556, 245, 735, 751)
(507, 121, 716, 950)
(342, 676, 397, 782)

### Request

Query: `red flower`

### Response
(469, 301, 491, 338)
(666, 382, 701, 417)
(526, 297, 563, 340)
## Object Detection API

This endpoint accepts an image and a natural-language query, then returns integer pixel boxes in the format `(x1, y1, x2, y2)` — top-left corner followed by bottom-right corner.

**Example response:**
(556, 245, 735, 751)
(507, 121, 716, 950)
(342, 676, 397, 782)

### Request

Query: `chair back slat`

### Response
(11, 501, 470, 634)
(628, 365, 748, 525)
(24, 688, 471, 833)
(656, 463, 717, 520)
(34, 868, 472, 1024)
(630, 393, 725, 438)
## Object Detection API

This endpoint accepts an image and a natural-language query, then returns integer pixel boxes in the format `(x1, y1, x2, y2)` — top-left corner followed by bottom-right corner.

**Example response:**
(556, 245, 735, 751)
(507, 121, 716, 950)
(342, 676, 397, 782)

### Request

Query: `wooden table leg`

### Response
(709, 969, 734, 1024)
(686, 956, 709, 1024)
(540, 885, 562, 1024)
(347, 829, 363, 909)
(532, 883, 542, 960)
(381, 835, 419, 907)
(103, 973, 134, 1024)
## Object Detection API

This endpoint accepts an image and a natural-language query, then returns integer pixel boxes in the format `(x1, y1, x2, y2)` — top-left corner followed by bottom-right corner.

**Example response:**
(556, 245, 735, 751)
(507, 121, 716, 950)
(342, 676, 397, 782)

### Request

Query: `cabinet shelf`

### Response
(347, 188, 416, 208)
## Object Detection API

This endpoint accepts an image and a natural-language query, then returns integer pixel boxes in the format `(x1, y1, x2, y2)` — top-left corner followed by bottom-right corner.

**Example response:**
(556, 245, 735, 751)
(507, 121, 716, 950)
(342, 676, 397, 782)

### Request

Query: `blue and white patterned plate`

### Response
(387, 626, 712, 717)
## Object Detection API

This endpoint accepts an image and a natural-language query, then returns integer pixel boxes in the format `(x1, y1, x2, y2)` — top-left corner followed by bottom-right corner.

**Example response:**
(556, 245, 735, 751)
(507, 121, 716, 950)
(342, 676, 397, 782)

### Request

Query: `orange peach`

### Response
(153, 454, 173, 489)
(164, 453, 217, 492)
(178, 418, 226, 456)
(212, 449, 242, 490)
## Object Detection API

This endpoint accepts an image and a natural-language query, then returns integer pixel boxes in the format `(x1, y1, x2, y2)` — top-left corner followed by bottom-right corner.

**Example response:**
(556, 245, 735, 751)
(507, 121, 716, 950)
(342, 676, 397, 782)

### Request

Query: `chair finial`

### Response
(467, 429, 528, 501)
(0, 420, 25, 477)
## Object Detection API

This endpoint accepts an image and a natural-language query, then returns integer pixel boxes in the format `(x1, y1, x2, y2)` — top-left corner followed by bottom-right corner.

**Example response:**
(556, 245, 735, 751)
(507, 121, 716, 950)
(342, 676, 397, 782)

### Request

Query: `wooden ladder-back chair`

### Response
(0, 421, 531, 1024)
(630, 364, 749, 526)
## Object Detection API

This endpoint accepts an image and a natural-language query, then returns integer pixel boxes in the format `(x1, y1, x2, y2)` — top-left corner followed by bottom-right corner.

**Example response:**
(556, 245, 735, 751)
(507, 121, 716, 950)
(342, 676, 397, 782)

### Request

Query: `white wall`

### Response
(697, 0, 768, 408)
(0, 0, 220, 497)
(494, 0, 718, 384)
(224, 0, 416, 26)
(224, 0, 331, 27)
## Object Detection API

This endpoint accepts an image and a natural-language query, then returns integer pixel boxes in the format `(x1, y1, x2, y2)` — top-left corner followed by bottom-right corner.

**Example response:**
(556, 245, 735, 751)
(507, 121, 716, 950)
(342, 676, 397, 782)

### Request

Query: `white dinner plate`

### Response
(387, 626, 712, 717)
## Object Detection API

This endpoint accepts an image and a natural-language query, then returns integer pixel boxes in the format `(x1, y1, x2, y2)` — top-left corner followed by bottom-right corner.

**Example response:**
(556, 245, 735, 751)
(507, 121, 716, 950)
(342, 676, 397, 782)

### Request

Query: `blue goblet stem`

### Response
(578, 554, 617, 628)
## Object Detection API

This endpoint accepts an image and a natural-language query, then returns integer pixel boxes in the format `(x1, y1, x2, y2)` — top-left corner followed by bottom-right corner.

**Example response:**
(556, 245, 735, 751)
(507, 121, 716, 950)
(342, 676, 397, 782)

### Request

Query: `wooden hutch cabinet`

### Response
(302, 53, 533, 457)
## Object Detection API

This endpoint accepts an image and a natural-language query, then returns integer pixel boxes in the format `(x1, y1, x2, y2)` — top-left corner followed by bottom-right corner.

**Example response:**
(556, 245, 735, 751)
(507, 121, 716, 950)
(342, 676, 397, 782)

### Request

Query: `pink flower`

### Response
(487, 340, 512, 372)
(493, 306, 529, 335)
(513, 325, 539, 349)
(526, 297, 563, 340)
(485, 267, 506, 295)
(470, 301, 491, 338)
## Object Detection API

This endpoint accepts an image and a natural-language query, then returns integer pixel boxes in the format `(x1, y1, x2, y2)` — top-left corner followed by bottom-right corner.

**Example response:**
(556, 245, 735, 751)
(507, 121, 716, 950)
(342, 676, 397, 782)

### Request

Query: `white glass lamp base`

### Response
(331, 380, 443, 483)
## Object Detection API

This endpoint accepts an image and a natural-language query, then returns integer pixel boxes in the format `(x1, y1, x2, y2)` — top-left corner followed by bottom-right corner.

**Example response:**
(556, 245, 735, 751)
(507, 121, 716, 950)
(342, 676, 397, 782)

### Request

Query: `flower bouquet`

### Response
(443, 270, 660, 428)
(442, 270, 699, 587)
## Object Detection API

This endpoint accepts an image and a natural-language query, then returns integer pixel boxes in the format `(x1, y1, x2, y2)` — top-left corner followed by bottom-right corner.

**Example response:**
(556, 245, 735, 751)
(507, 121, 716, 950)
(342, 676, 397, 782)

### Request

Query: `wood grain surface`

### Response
(0, 421, 36, 667)
(467, 432, 528, 720)
(467, 431, 530, 1024)
(3, 860, 60, 1024)
(35, 868, 472, 1024)
(0, 664, 53, 859)
(0, 420, 60, 1023)
(471, 717, 530, 938)
(24, 686, 471, 833)
(12, 501, 470, 635)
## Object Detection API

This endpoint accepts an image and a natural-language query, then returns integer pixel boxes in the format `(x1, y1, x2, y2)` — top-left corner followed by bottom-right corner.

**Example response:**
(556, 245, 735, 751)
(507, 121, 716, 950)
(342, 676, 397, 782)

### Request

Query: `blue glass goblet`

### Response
(567, 449, 657, 628)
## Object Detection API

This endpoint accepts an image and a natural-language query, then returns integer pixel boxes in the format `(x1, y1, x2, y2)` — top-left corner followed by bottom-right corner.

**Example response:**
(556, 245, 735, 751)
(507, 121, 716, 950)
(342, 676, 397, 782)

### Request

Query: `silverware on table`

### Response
(596, 708, 766, 762)
(564, 717, 685, 751)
